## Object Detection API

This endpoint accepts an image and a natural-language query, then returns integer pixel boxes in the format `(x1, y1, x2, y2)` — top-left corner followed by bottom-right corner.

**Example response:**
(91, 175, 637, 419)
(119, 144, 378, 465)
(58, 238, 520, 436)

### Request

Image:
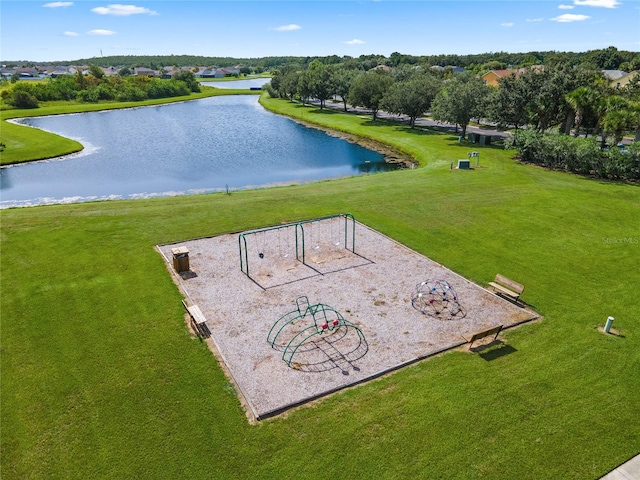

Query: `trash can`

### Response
(171, 246, 189, 273)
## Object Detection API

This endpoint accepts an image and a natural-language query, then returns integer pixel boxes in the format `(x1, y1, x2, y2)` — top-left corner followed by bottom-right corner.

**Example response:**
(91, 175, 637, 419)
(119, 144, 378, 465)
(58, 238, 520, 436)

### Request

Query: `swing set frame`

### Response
(238, 213, 356, 279)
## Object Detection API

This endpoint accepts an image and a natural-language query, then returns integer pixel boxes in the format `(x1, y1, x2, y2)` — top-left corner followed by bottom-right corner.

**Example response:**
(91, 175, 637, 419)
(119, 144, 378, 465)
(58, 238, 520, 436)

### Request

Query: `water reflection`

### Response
(1, 95, 397, 208)
(200, 77, 271, 89)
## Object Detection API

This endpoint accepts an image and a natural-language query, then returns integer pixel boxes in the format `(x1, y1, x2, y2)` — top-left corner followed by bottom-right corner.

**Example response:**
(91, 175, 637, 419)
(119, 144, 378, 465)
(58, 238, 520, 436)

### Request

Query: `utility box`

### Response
(457, 159, 471, 169)
(468, 133, 477, 143)
(171, 246, 190, 273)
(479, 135, 492, 145)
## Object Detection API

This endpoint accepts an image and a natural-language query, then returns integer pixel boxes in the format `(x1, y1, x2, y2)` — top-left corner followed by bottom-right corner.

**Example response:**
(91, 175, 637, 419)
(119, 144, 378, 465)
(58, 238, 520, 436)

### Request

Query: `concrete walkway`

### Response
(600, 454, 640, 480)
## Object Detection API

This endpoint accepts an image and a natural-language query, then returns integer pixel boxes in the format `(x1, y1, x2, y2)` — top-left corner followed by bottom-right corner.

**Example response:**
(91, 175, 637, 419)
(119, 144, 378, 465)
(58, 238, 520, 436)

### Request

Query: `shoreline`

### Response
(289, 116, 417, 168)
(261, 99, 417, 168)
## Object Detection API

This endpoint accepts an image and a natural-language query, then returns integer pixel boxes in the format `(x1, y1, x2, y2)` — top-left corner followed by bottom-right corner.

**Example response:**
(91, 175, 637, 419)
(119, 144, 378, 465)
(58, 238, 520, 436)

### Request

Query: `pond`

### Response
(1, 96, 397, 208)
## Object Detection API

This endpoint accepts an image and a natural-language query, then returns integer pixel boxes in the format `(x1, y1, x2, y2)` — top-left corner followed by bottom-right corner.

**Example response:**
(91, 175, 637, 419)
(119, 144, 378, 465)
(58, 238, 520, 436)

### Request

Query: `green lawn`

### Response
(1, 96, 639, 479)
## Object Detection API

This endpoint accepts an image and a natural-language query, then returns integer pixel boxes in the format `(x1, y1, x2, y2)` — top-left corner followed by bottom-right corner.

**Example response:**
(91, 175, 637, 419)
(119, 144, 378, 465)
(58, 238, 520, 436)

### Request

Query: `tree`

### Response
(118, 66, 132, 77)
(348, 70, 393, 120)
(381, 74, 441, 127)
(431, 72, 487, 138)
(329, 65, 360, 111)
(88, 64, 105, 80)
(172, 70, 200, 92)
(488, 72, 531, 132)
(304, 61, 333, 108)
(5, 89, 39, 108)
(566, 87, 594, 137)
(601, 96, 638, 146)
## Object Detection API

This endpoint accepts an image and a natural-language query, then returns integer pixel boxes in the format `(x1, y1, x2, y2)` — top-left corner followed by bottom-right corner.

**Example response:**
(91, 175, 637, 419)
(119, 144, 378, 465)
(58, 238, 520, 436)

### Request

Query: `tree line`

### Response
(1, 67, 201, 108)
(268, 61, 639, 138)
(3, 46, 639, 73)
(266, 60, 640, 180)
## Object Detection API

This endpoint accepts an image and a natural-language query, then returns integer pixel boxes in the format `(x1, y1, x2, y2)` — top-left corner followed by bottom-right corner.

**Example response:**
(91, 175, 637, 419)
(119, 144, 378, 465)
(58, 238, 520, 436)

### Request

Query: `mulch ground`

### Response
(157, 219, 538, 421)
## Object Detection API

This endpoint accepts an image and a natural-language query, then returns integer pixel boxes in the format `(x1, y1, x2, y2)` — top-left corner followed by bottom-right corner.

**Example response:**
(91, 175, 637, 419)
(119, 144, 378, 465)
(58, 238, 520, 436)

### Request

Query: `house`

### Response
(50, 66, 77, 77)
(195, 69, 225, 78)
(482, 69, 517, 86)
(482, 66, 543, 86)
(133, 67, 158, 77)
(0, 67, 17, 79)
(161, 66, 179, 78)
(15, 67, 39, 78)
(101, 66, 119, 77)
(602, 70, 627, 82)
(369, 65, 391, 72)
(611, 70, 639, 89)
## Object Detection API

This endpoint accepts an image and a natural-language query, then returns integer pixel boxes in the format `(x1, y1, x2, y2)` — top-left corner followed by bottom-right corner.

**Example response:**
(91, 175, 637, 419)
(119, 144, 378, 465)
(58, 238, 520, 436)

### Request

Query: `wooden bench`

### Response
(488, 274, 524, 303)
(463, 325, 503, 349)
(182, 300, 208, 336)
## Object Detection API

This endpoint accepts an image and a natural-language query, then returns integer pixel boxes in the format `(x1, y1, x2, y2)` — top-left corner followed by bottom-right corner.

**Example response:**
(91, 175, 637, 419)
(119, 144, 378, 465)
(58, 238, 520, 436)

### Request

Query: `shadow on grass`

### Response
(469, 340, 518, 361)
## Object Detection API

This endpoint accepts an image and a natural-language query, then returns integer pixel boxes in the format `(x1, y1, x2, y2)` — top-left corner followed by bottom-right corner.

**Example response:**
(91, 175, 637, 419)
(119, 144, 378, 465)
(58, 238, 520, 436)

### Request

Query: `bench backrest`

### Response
(495, 274, 524, 294)
(470, 325, 503, 343)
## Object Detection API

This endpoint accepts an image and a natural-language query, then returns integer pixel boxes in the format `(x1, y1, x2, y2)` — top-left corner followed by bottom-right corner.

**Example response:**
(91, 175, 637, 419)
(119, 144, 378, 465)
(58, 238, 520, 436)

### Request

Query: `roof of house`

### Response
(602, 69, 627, 80)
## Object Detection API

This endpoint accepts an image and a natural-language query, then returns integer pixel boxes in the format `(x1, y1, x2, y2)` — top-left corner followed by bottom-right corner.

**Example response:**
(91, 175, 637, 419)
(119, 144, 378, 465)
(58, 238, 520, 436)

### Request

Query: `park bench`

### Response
(182, 300, 209, 337)
(462, 325, 503, 349)
(488, 274, 524, 304)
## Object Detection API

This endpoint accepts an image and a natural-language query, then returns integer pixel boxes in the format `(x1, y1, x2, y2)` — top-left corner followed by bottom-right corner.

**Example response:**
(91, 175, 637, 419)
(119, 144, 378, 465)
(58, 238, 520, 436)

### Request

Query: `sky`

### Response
(1, 0, 639, 62)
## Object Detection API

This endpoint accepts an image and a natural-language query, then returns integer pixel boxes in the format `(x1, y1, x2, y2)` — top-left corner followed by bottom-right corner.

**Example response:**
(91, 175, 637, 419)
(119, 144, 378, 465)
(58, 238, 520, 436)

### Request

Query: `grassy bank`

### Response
(0, 87, 258, 165)
(1, 96, 639, 479)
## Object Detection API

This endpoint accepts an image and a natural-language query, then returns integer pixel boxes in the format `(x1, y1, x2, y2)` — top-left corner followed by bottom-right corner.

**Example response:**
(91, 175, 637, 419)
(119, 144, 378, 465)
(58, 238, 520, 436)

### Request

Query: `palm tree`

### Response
(600, 96, 636, 146)
(565, 86, 592, 137)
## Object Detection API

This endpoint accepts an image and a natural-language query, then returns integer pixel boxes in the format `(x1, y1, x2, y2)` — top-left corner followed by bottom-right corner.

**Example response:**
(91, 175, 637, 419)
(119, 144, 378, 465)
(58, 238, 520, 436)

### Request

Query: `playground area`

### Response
(157, 215, 538, 420)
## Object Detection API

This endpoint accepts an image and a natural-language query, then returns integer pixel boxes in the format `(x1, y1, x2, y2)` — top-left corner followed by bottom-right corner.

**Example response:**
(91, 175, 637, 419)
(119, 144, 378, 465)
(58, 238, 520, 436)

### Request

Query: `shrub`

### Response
(7, 90, 39, 109)
(509, 130, 638, 181)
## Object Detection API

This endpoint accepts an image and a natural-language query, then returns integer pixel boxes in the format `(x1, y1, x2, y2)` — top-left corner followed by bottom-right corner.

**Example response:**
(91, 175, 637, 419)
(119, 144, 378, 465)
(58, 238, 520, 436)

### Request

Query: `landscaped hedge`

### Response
(508, 130, 640, 181)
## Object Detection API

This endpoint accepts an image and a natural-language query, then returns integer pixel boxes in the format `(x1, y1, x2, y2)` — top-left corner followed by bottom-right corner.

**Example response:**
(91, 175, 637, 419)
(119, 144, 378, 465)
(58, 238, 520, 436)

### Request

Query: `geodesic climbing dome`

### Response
(411, 279, 466, 319)
(268, 296, 368, 373)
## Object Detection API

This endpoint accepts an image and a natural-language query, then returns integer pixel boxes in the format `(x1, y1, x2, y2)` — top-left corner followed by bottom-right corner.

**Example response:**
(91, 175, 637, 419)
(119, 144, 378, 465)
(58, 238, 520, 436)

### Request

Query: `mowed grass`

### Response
(1, 97, 639, 479)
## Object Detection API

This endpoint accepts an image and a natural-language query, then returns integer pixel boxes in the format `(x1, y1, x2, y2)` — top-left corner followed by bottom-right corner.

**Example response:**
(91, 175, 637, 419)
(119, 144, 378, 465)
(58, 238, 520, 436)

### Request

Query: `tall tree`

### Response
(431, 72, 487, 138)
(300, 60, 332, 108)
(488, 72, 531, 132)
(348, 70, 393, 120)
(381, 74, 441, 127)
(329, 65, 361, 111)
(566, 86, 595, 137)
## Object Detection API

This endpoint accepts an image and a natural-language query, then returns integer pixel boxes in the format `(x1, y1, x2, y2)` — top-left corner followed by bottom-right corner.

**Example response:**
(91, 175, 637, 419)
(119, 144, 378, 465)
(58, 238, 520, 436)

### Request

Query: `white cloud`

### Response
(63, 31, 79, 36)
(88, 29, 116, 35)
(551, 13, 590, 21)
(558, 4, 575, 9)
(43, 2, 73, 7)
(526, 18, 544, 22)
(501, 22, 515, 27)
(573, 0, 620, 7)
(273, 24, 302, 31)
(91, 4, 158, 16)
(344, 39, 365, 45)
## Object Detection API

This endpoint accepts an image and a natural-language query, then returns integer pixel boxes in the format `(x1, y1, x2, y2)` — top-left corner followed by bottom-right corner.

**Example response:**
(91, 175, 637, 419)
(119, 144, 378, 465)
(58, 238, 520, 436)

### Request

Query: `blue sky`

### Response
(2, 0, 639, 62)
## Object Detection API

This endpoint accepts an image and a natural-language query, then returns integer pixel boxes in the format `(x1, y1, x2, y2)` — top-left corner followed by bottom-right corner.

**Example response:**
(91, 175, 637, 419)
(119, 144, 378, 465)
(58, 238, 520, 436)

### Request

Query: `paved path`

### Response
(600, 454, 640, 480)
(308, 98, 511, 139)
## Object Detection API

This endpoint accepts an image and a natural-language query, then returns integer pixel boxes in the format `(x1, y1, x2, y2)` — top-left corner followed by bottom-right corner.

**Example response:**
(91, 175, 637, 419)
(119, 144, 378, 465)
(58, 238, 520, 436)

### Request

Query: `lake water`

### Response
(201, 78, 271, 89)
(1, 95, 395, 208)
